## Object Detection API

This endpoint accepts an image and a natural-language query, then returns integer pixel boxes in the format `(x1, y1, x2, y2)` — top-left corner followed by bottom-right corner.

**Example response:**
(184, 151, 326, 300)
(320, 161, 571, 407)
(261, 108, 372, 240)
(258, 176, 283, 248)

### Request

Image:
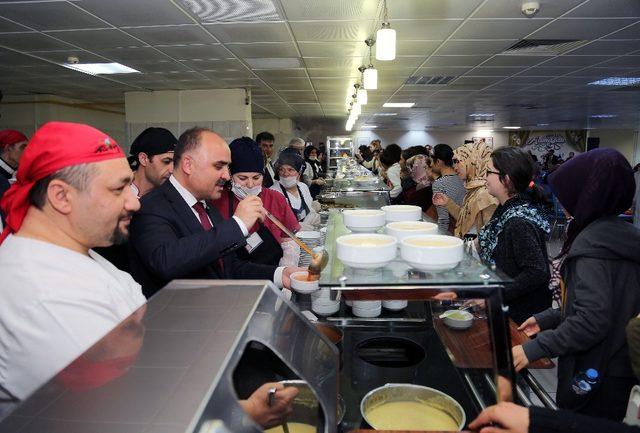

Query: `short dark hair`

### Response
(432, 143, 454, 166)
(256, 131, 274, 144)
(402, 145, 428, 161)
(29, 164, 96, 209)
(384, 143, 402, 162)
(175, 127, 208, 165)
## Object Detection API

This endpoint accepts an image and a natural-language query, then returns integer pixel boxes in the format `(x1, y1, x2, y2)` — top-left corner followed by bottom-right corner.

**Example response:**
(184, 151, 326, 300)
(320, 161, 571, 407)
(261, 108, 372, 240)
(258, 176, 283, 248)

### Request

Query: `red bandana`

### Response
(0, 129, 27, 149)
(0, 121, 125, 243)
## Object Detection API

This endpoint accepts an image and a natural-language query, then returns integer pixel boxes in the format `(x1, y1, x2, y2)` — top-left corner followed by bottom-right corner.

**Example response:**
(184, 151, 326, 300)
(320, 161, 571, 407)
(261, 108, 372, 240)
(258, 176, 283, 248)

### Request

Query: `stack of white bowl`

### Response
(382, 300, 408, 311)
(311, 288, 340, 316)
(352, 300, 382, 318)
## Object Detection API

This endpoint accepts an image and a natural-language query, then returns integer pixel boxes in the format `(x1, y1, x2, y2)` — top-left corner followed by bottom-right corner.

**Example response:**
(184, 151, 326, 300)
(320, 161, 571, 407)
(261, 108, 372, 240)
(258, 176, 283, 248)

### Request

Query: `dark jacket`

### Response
(128, 180, 277, 298)
(524, 216, 640, 413)
(491, 198, 551, 324)
(530, 406, 640, 433)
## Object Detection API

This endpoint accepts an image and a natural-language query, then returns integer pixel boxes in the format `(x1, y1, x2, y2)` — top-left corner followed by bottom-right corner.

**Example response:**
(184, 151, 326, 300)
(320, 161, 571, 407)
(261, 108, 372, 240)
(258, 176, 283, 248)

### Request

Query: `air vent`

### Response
(405, 76, 456, 85)
(179, 0, 281, 23)
(502, 39, 589, 55)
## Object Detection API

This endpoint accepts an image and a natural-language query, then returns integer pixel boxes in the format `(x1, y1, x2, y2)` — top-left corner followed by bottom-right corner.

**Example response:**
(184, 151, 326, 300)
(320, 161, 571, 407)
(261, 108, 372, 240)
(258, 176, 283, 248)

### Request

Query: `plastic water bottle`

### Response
(571, 368, 599, 395)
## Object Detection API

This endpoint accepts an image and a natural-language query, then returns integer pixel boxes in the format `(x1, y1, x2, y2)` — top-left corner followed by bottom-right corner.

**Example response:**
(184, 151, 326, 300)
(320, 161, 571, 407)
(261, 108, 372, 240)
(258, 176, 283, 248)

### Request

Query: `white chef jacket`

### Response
(0, 235, 145, 400)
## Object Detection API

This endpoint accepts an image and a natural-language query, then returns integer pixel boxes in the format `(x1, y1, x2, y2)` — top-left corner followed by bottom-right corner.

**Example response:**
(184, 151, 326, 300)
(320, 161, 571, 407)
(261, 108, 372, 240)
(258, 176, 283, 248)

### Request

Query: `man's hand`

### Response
(517, 316, 541, 337)
(432, 192, 450, 206)
(468, 402, 529, 433)
(512, 345, 530, 372)
(234, 195, 266, 229)
(239, 382, 299, 428)
(282, 266, 307, 289)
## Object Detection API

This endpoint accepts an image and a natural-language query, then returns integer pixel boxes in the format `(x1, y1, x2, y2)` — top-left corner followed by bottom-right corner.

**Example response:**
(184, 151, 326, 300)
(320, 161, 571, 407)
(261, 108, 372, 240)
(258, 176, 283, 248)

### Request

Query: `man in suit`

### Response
(257, 131, 276, 188)
(129, 127, 302, 298)
(0, 129, 28, 228)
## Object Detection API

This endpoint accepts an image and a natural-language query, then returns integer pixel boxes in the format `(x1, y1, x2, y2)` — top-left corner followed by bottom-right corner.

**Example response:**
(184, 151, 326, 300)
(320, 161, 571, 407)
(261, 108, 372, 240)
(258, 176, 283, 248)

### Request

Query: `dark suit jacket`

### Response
(0, 164, 11, 225)
(128, 180, 277, 298)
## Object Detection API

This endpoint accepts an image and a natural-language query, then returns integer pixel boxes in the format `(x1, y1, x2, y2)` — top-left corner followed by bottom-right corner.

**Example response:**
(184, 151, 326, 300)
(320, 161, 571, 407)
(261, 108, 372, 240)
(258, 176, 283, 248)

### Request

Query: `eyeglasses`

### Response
(486, 169, 502, 176)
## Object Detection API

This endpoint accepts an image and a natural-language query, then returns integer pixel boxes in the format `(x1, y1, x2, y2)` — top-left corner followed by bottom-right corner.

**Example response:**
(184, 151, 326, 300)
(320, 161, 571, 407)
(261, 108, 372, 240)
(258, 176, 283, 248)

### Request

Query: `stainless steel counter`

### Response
(0, 280, 339, 433)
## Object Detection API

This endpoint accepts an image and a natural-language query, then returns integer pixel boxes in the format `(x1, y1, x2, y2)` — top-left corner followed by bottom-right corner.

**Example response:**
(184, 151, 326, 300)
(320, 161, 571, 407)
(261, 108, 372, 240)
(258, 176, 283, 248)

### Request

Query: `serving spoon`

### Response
(232, 189, 329, 279)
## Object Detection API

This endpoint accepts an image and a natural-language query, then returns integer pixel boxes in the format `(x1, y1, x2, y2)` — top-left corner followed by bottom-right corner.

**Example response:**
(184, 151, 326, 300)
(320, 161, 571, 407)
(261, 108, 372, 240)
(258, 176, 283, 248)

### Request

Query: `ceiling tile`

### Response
(565, 0, 640, 18)
(290, 20, 373, 42)
(436, 39, 518, 55)
(156, 44, 230, 60)
(568, 40, 640, 55)
(600, 56, 640, 68)
(101, 47, 173, 63)
(303, 57, 364, 69)
(26, 49, 108, 64)
(481, 55, 553, 67)
(299, 41, 361, 57)
(229, 42, 298, 57)
(125, 25, 215, 46)
(518, 66, 577, 76)
(385, 0, 483, 19)
(473, 0, 584, 19)
(280, 0, 378, 20)
(454, 18, 552, 39)
(0, 33, 74, 51)
(44, 29, 145, 50)
(306, 68, 358, 78)
(264, 78, 312, 91)
(392, 19, 463, 40)
(201, 68, 255, 79)
(423, 55, 490, 67)
(75, 0, 194, 27)
(129, 60, 192, 73)
(279, 91, 318, 103)
(414, 66, 473, 77)
(604, 21, 640, 39)
(205, 22, 292, 43)
(254, 69, 308, 79)
(542, 55, 616, 67)
(0, 16, 30, 33)
(0, 2, 107, 31)
(529, 18, 637, 40)
(466, 66, 526, 76)
(396, 40, 440, 57)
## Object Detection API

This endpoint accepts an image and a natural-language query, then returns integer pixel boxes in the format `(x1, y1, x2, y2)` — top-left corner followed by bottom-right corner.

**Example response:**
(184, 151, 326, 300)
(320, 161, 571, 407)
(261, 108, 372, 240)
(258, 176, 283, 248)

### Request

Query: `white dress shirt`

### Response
(168, 175, 285, 286)
(0, 235, 146, 400)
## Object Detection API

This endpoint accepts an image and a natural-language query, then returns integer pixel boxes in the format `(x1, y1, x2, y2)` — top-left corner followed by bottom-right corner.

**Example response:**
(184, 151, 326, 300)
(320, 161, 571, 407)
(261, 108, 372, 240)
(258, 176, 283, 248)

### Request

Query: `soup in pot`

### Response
(366, 401, 459, 430)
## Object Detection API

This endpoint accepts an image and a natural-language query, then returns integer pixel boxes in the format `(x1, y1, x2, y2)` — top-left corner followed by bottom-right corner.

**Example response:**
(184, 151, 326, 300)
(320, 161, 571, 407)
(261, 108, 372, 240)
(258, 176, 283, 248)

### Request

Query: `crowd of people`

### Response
(1, 124, 640, 432)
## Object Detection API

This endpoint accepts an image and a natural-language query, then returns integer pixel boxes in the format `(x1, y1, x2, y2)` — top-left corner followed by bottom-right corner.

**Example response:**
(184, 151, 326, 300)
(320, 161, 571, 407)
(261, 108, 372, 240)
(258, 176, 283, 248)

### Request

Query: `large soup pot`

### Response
(360, 383, 466, 431)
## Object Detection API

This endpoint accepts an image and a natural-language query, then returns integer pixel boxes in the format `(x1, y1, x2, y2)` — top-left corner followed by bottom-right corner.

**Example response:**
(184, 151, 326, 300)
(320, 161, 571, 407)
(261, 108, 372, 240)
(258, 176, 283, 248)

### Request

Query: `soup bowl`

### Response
(342, 209, 386, 233)
(337, 234, 397, 269)
(381, 205, 422, 222)
(400, 234, 464, 271)
(385, 221, 438, 245)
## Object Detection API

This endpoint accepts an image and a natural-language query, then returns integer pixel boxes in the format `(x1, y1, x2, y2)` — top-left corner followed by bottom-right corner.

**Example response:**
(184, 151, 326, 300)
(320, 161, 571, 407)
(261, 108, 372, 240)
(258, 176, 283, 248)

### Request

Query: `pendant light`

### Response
(355, 83, 367, 105)
(376, 0, 396, 61)
(362, 40, 378, 90)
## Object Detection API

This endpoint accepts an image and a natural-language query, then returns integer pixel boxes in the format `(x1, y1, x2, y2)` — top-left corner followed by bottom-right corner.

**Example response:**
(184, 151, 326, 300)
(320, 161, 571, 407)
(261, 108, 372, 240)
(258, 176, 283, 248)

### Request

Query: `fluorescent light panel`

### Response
(503, 126, 521, 129)
(374, 113, 397, 116)
(383, 102, 414, 108)
(588, 77, 640, 86)
(469, 113, 495, 117)
(62, 62, 140, 75)
(362, 125, 377, 128)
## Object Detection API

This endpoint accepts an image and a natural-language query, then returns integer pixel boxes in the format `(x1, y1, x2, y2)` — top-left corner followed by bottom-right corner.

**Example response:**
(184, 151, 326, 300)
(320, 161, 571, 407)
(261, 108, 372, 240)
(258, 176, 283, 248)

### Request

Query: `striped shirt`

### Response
(432, 174, 466, 233)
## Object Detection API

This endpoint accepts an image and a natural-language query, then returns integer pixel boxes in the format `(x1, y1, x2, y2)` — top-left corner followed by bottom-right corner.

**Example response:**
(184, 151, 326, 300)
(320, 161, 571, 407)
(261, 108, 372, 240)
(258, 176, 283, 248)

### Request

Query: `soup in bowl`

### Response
(342, 209, 386, 233)
(337, 233, 397, 269)
(385, 221, 438, 245)
(400, 234, 464, 271)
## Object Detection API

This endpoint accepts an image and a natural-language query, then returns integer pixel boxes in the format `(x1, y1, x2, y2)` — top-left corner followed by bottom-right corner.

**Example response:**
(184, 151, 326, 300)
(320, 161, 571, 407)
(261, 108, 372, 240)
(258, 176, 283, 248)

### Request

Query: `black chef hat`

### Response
(229, 136, 264, 175)
(128, 127, 177, 169)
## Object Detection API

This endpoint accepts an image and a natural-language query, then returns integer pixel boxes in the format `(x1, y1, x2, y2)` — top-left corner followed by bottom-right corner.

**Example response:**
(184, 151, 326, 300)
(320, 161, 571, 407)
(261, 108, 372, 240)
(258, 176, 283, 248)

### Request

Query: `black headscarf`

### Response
(548, 148, 634, 253)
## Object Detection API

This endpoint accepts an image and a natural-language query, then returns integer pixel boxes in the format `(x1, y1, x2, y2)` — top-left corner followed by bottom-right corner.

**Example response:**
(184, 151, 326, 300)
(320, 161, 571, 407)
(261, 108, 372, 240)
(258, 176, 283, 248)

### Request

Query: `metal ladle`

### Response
(232, 189, 329, 279)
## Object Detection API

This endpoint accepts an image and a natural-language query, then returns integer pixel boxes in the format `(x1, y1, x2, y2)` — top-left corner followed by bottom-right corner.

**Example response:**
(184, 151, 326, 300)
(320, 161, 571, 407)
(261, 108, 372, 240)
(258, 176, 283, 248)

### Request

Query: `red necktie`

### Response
(192, 202, 225, 274)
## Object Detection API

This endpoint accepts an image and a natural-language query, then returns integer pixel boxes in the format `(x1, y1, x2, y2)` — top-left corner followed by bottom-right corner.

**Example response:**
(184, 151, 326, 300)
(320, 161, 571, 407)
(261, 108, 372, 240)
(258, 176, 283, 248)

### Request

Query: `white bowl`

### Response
(382, 300, 408, 311)
(342, 209, 386, 233)
(311, 288, 333, 300)
(442, 310, 474, 330)
(353, 305, 382, 318)
(381, 205, 422, 222)
(352, 300, 381, 310)
(337, 234, 397, 269)
(290, 271, 319, 294)
(312, 299, 340, 316)
(297, 230, 321, 240)
(385, 221, 438, 245)
(400, 234, 464, 271)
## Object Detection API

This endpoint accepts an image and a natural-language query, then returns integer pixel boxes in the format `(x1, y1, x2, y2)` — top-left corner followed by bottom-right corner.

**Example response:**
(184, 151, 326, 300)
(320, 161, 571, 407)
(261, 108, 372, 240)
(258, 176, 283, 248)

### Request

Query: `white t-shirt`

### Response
(270, 181, 313, 221)
(0, 235, 145, 400)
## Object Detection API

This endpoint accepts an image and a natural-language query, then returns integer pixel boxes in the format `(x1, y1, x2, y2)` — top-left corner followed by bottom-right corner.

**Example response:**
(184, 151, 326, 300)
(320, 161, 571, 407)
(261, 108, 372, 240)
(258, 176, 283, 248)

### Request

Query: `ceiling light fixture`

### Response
(62, 62, 140, 75)
(588, 77, 640, 86)
(374, 113, 397, 116)
(476, 129, 494, 135)
(503, 126, 521, 129)
(362, 39, 378, 90)
(362, 124, 378, 128)
(383, 102, 414, 108)
(469, 113, 495, 117)
(355, 83, 368, 105)
(376, 0, 396, 61)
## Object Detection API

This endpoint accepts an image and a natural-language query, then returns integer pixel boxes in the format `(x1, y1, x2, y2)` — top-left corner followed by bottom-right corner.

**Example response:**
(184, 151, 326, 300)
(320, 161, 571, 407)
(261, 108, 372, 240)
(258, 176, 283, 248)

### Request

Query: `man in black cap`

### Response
(128, 127, 177, 197)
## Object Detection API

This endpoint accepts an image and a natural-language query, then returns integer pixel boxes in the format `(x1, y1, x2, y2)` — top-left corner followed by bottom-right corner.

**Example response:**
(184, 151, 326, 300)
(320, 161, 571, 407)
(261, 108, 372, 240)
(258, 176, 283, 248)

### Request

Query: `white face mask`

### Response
(232, 182, 262, 197)
(280, 175, 298, 188)
(308, 156, 317, 161)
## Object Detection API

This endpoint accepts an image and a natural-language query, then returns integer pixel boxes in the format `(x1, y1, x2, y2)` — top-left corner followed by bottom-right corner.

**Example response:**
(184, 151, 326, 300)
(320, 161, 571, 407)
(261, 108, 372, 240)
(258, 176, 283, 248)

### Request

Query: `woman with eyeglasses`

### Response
(477, 147, 552, 325)
(432, 141, 498, 239)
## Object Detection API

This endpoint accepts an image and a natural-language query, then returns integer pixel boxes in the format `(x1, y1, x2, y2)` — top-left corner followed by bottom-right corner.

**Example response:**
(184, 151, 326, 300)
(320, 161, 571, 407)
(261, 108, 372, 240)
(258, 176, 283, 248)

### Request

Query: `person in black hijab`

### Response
(513, 149, 640, 420)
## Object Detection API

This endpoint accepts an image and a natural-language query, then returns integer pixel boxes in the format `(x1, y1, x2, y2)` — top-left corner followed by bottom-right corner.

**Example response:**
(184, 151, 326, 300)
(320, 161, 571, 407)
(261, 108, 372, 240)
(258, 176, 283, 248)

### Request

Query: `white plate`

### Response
(297, 231, 321, 239)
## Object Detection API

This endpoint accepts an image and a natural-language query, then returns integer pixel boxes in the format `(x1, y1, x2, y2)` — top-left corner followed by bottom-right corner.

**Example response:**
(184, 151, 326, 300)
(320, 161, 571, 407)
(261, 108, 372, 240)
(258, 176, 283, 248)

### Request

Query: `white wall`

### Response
(351, 129, 509, 150)
(125, 89, 252, 152)
(0, 94, 126, 146)
(589, 129, 638, 164)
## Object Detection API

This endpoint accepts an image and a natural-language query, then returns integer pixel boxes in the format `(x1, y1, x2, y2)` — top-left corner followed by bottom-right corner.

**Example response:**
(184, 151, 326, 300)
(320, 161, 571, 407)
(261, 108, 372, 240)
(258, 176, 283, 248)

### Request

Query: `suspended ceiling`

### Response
(0, 0, 639, 130)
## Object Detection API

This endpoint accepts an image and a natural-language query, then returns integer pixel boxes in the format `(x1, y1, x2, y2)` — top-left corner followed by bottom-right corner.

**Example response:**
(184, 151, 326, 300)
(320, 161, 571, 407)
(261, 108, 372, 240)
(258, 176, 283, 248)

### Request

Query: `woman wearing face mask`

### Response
(432, 141, 498, 239)
(303, 145, 325, 199)
(271, 149, 318, 228)
(211, 137, 300, 267)
(478, 147, 551, 325)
